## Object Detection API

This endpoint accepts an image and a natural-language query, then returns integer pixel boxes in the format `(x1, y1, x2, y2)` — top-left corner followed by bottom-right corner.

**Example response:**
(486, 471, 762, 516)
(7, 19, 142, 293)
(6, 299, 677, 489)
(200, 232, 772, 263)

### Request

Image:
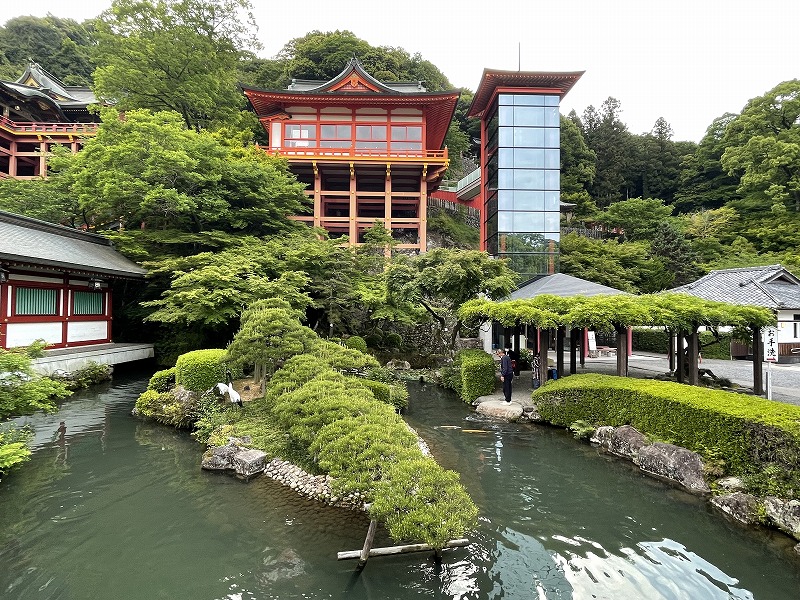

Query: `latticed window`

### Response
(73, 291, 103, 316)
(15, 287, 58, 315)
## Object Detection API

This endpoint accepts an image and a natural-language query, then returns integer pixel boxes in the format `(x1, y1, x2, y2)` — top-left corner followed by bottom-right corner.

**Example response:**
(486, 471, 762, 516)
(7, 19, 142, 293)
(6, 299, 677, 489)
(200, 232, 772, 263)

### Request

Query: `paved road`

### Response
(517, 352, 800, 406)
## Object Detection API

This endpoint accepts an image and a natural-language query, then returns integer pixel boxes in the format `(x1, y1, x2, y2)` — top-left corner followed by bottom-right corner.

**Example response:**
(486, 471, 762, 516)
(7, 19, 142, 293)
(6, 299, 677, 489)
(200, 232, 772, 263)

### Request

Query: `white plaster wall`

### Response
(67, 321, 108, 343)
(777, 310, 800, 343)
(6, 322, 63, 347)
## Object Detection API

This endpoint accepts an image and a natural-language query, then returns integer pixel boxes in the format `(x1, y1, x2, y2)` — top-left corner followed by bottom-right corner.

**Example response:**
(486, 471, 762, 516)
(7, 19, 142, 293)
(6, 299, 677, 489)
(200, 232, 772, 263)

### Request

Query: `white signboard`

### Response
(587, 331, 597, 353)
(763, 327, 779, 362)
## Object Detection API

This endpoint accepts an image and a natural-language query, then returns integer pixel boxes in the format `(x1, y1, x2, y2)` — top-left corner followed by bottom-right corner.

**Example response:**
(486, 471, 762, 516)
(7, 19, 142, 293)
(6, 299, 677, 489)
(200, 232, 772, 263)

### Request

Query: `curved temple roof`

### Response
(468, 69, 585, 119)
(0, 211, 147, 279)
(240, 58, 460, 151)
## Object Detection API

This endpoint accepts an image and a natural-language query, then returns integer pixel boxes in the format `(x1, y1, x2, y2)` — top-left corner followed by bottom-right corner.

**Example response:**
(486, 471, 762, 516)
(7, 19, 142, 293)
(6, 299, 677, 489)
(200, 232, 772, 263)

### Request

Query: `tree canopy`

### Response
(92, 0, 260, 130)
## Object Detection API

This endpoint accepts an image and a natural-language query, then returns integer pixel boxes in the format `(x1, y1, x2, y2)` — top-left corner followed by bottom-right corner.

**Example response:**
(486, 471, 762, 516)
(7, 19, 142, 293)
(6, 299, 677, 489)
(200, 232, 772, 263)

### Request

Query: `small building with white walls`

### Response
(0, 210, 153, 373)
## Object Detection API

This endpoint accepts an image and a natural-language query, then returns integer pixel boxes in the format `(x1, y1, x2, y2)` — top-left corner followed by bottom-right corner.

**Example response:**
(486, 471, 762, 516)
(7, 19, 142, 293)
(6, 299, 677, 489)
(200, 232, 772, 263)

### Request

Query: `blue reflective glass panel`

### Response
(544, 127, 560, 147)
(499, 127, 513, 147)
(513, 127, 544, 147)
(498, 148, 514, 168)
(515, 190, 545, 211)
(498, 190, 513, 210)
(545, 169, 560, 190)
(514, 94, 545, 106)
(545, 107, 560, 127)
(498, 210, 513, 232)
(514, 148, 544, 168)
(545, 191, 560, 210)
(544, 149, 560, 169)
(545, 212, 561, 233)
(513, 106, 545, 127)
(514, 169, 544, 189)
(513, 211, 545, 232)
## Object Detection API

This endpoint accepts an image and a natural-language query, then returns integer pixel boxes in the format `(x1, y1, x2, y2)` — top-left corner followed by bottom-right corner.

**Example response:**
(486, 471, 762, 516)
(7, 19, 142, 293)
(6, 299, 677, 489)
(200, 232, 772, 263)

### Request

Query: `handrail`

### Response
(0, 115, 99, 134)
(256, 145, 447, 160)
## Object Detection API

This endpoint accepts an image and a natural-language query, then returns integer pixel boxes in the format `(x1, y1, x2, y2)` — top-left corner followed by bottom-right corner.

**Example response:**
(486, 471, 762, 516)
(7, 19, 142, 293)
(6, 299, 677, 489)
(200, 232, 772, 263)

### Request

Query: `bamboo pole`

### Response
(337, 538, 470, 561)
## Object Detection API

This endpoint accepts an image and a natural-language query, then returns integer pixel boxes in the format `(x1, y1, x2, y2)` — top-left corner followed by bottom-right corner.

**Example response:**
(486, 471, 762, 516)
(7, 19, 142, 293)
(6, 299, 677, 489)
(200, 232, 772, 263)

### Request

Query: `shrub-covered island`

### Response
(134, 306, 477, 550)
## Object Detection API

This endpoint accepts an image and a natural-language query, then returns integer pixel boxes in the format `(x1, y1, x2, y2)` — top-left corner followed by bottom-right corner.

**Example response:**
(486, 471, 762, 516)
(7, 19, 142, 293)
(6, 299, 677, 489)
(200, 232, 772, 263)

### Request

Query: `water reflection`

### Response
(0, 375, 798, 599)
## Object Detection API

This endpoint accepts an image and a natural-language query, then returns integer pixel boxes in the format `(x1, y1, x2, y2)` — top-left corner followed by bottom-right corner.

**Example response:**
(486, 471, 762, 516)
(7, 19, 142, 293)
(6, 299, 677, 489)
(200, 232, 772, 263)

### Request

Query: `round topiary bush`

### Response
(175, 349, 241, 393)
(148, 367, 176, 392)
(344, 335, 368, 354)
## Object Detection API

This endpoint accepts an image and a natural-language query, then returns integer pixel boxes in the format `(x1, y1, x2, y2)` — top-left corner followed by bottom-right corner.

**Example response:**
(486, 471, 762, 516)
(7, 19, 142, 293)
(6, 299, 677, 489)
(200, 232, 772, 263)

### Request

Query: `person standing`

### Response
(499, 348, 514, 402)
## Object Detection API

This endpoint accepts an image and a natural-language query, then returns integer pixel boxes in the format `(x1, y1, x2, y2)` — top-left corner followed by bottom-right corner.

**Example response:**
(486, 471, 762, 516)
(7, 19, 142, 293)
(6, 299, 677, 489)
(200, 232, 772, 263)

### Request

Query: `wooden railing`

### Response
(257, 145, 448, 161)
(0, 115, 99, 135)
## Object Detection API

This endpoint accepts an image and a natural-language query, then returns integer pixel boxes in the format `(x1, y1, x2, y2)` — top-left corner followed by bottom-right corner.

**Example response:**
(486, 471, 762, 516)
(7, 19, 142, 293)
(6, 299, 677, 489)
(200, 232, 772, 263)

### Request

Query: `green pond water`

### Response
(1, 370, 799, 599)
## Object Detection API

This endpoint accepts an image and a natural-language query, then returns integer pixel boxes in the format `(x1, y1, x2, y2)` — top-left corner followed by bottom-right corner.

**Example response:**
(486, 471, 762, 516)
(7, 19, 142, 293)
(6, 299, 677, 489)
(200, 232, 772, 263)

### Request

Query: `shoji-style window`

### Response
(15, 287, 58, 315)
(73, 291, 104, 315)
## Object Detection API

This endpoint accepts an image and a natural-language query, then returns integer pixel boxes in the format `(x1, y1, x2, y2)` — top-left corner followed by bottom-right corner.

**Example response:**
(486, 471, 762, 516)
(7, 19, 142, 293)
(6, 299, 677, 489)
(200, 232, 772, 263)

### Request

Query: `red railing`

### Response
(257, 145, 447, 161)
(0, 115, 99, 135)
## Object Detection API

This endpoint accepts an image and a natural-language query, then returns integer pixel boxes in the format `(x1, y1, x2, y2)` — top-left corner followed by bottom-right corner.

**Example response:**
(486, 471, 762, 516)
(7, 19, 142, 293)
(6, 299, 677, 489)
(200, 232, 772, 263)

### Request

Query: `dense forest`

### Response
(0, 0, 798, 359)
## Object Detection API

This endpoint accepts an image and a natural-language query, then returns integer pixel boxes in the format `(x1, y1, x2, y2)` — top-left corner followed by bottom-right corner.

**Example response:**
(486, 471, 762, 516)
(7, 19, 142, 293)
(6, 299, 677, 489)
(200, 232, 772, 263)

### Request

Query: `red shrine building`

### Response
(0, 63, 99, 179)
(241, 59, 459, 252)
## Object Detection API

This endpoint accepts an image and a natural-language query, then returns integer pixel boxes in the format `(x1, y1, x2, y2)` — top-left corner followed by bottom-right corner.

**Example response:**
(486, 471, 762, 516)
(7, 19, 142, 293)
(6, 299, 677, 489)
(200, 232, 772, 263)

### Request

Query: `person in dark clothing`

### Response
(498, 348, 514, 402)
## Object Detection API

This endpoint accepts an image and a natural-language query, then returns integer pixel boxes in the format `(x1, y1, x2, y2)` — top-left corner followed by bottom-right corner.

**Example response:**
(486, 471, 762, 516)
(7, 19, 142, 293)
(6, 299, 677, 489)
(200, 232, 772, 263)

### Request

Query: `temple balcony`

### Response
(0, 115, 99, 135)
(257, 144, 448, 165)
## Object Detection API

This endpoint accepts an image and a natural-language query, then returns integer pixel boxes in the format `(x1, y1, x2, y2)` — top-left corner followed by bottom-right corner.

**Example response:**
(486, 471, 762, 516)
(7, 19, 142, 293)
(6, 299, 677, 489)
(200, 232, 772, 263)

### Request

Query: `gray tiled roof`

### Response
(0, 211, 146, 278)
(671, 265, 800, 310)
(509, 273, 628, 299)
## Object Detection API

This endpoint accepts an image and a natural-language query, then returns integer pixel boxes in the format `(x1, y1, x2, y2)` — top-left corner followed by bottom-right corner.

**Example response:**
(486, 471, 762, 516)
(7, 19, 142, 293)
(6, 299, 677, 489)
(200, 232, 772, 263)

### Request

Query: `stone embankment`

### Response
(201, 436, 366, 510)
(474, 397, 800, 553)
(201, 426, 431, 512)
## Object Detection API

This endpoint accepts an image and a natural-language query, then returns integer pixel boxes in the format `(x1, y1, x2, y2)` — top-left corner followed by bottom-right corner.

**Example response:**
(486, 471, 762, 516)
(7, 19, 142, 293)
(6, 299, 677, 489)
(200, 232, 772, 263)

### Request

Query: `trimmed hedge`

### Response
(148, 367, 176, 392)
(534, 374, 800, 482)
(444, 349, 496, 403)
(175, 349, 241, 393)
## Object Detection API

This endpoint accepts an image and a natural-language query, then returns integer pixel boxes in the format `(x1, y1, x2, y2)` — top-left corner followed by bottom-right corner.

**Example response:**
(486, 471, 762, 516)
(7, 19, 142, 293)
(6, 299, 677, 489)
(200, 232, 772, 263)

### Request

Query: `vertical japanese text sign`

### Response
(763, 327, 779, 362)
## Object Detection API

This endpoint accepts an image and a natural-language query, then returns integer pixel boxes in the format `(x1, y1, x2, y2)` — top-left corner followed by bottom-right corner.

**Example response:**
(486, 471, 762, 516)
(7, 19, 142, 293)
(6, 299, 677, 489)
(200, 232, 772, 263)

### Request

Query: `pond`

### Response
(0, 371, 798, 599)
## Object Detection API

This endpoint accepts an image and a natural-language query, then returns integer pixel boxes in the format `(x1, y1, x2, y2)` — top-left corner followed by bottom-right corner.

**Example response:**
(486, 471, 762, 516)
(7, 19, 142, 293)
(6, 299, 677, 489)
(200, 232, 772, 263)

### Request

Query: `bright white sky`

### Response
(6, 0, 799, 142)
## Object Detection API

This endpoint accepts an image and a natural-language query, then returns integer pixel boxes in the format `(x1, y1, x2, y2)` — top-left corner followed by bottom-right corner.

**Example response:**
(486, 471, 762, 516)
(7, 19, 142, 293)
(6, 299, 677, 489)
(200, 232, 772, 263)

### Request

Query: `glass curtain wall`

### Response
(484, 93, 560, 282)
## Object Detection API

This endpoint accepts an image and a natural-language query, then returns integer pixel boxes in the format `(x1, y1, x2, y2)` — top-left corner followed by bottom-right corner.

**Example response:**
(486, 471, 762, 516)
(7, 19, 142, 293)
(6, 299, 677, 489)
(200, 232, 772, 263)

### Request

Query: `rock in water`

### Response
(234, 449, 267, 478)
(635, 442, 710, 493)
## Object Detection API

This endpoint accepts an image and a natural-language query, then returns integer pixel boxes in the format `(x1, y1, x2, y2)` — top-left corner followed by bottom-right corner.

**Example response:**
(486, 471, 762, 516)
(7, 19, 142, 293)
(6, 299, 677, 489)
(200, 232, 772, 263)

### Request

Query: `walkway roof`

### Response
(508, 273, 628, 300)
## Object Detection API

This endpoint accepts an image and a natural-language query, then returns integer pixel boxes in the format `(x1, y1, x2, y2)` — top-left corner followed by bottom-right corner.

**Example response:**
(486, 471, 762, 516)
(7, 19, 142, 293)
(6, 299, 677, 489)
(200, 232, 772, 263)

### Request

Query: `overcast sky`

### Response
(6, 0, 798, 142)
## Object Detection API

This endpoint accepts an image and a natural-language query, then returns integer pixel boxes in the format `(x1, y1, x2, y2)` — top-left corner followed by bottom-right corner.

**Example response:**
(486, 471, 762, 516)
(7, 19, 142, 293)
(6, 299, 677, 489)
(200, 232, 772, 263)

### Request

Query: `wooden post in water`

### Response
(357, 519, 378, 569)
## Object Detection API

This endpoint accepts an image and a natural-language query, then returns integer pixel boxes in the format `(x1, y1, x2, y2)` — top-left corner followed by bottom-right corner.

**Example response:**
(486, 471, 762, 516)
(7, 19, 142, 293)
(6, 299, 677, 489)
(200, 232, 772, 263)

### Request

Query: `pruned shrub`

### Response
(309, 339, 379, 372)
(344, 335, 368, 354)
(535, 374, 800, 497)
(175, 349, 240, 393)
(443, 349, 496, 403)
(311, 415, 419, 497)
(370, 457, 478, 548)
(148, 367, 176, 392)
(49, 362, 113, 390)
